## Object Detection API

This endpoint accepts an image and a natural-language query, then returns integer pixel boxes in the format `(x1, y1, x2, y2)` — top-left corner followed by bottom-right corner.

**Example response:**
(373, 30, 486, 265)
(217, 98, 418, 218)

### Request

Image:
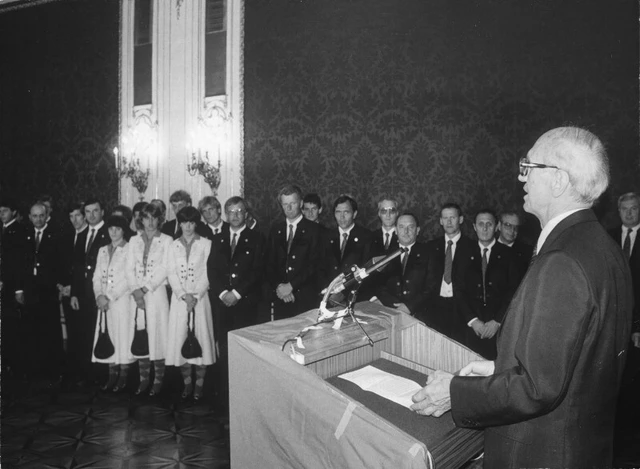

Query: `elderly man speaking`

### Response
(411, 127, 633, 468)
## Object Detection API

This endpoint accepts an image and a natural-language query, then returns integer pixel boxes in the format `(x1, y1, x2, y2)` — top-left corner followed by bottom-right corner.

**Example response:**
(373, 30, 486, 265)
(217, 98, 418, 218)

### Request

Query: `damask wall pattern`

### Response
(0, 0, 120, 215)
(244, 0, 639, 241)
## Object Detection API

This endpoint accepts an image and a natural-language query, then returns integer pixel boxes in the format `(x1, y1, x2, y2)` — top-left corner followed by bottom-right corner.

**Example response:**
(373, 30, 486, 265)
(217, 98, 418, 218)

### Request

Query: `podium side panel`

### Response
(400, 323, 482, 374)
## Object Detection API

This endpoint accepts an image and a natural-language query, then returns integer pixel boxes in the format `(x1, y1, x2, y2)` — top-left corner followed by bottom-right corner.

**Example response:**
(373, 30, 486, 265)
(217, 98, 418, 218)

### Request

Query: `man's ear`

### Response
(318, 207, 323, 214)
(353, 210, 358, 219)
(552, 169, 571, 197)
(459, 216, 464, 225)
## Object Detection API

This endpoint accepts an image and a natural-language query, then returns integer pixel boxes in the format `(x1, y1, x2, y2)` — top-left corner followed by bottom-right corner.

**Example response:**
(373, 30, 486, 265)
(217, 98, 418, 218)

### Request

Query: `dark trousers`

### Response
(23, 297, 64, 380)
(1, 294, 27, 375)
(63, 296, 97, 381)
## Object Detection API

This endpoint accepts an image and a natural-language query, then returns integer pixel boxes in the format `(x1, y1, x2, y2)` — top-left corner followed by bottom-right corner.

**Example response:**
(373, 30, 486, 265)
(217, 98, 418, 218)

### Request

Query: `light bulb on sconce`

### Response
(114, 145, 150, 201)
(186, 143, 222, 195)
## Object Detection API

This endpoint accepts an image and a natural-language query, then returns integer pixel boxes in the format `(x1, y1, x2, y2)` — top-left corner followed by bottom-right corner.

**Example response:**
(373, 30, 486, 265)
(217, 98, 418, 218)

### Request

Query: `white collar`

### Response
(339, 224, 355, 237)
(230, 225, 246, 238)
(89, 220, 105, 231)
(537, 208, 585, 253)
(286, 214, 303, 227)
(3, 218, 17, 228)
(444, 231, 461, 244)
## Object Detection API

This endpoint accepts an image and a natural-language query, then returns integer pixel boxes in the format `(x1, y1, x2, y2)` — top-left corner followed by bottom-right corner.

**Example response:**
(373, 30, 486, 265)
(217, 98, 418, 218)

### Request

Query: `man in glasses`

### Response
(371, 198, 400, 258)
(412, 127, 633, 468)
(496, 211, 533, 283)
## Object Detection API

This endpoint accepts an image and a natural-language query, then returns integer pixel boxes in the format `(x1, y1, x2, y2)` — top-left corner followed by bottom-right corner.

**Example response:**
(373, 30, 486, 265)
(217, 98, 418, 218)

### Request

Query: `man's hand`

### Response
(471, 319, 486, 338)
(482, 320, 500, 339)
(632, 332, 640, 348)
(393, 303, 411, 315)
(15, 292, 25, 305)
(458, 360, 495, 377)
(70, 296, 80, 310)
(410, 370, 453, 417)
(96, 295, 110, 311)
(276, 283, 293, 299)
(282, 293, 295, 303)
(221, 291, 239, 307)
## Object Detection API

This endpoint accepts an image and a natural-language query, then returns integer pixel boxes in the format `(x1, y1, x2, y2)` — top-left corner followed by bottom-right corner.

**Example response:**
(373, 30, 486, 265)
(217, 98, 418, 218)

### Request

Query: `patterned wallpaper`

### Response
(0, 0, 120, 216)
(244, 0, 639, 242)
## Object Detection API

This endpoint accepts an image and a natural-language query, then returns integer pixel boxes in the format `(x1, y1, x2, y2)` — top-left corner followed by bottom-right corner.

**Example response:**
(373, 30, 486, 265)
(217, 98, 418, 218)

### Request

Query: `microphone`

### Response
(329, 247, 407, 294)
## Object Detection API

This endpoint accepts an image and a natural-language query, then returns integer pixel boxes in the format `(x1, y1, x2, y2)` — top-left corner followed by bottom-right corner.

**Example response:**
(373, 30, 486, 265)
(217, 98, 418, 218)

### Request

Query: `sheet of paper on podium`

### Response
(339, 365, 423, 408)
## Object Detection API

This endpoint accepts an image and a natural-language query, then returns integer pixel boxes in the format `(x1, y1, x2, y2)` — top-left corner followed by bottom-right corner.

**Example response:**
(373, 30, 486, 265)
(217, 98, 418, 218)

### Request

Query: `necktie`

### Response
(230, 232, 237, 257)
(340, 232, 348, 259)
(482, 248, 488, 304)
(86, 228, 96, 253)
(623, 228, 633, 258)
(35, 230, 41, 251)
(401, 249, 409, 274)
(287, 224, 294, 254)
(384, 232, 390, 250)
(443, 240, 453, 284)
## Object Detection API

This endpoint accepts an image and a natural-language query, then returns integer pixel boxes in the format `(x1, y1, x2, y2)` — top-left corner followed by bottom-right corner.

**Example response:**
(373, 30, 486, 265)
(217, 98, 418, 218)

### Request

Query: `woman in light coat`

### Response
(126, 203, 173, 396)
(92, 215, 134, 391)
(166, 206, 215, 401)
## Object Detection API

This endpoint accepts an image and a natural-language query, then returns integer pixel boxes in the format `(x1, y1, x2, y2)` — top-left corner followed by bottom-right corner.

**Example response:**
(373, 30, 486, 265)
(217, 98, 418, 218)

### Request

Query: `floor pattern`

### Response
(1, 377, 230, 469)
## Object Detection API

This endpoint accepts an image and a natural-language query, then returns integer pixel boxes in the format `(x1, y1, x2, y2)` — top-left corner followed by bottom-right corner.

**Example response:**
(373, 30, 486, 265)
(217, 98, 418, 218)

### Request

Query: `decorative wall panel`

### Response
(243, 0, 639, 242)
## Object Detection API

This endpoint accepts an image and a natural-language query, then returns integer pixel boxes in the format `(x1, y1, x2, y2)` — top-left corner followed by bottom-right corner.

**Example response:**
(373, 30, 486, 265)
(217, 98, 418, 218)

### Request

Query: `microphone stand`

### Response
(343, 284, 374, 347)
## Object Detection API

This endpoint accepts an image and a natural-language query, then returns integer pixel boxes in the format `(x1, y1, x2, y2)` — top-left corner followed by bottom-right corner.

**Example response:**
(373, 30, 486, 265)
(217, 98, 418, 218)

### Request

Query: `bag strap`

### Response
(100, 307, 109, 334)
(134, 306, 147, 330)
(187, 308, 196, 333)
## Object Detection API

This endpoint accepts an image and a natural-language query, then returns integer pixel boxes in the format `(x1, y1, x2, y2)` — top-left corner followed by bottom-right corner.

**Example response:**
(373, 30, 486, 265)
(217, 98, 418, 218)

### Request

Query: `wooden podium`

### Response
(228, 302, 484, 469)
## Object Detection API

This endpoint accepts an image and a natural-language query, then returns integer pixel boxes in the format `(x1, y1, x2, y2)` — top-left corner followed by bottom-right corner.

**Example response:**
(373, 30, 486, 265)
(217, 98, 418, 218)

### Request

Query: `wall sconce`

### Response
(186, 146, 222, 195)
(114, 146, 150, 200)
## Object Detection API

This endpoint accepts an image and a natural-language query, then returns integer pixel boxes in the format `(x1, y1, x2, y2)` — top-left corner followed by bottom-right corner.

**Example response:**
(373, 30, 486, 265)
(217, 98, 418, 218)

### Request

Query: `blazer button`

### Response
(232, 274, 236, 278)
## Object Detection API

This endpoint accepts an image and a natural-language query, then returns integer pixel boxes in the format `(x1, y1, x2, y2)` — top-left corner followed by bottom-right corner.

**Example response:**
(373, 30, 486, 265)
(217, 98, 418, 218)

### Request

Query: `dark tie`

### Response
(623, 228, 633, 258)
(287, 224, 294, 254)
(482, 248, 488, 304)
(35, 230, 41, 251)
(340, 232, 348, 260)
(86, 228, 96, 253)
(443, 240, 453, 284)
(230, 232, 237, 257)
(401, 249, 409, 274)
(384, 232, 390, 250)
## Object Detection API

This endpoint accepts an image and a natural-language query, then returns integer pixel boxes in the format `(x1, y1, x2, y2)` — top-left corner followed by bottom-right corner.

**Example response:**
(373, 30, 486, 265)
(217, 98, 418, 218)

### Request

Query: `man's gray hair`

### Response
(617, 192, 640, 209)
(539, 126, 609, 205)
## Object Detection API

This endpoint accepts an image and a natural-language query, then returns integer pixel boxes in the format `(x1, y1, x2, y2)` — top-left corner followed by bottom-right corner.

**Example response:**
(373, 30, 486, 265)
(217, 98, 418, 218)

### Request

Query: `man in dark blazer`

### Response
(496, 211, 533, 284)
(207, 196, 265, 413)
(1, 198, 28, 377)
(412, 127, 633, 468)
(198, 195, 229, 240)
(457, 209, 518, 359)
(70, 197, 110, 385)
(318, 195, 372, 300)
(370, 198, 400, 258)
(265, 184, 321, 320)
(377, 213, 428, 318)
(424, 203, 476, 342)
(58, 202, 88, 387)
(18, 202, 65, 384)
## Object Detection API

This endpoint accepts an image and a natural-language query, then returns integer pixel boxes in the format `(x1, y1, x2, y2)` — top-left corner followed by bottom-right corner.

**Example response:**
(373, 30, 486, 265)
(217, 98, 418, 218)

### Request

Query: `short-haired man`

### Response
(161, 190, 193, 239)
(318, 195, 372, 298)
(59, 203, 89, 387)
(208, 196, 265, 414)
(377, 213, 428, 317)
(456, 209, 518, 359)
(70, 197, 110, 385)
(1, 198, 27, 377)
(265, 184, 321, 319)
(413, 127, 633, 468)
(424, 203, 475, 342)
(19, 202, 64, 384)
(370, 198, 400, 258)
(199, 196, 229, 240)
(609, 192, 640, 348)
(496, 211, 533, 283)
(302, 193, 323, 224)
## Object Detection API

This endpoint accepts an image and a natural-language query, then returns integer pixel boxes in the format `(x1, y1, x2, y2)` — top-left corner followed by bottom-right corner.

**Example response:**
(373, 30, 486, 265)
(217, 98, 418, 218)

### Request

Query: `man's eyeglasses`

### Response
(379, 208, 398, 215)
(519, 157, 560, 177)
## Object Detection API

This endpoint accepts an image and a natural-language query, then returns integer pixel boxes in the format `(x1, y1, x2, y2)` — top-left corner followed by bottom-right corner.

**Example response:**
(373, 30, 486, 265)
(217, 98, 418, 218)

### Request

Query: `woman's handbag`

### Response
(181, 307, 203, 359)
(94, 308, 115, 359)
(131, 307, 149, 357)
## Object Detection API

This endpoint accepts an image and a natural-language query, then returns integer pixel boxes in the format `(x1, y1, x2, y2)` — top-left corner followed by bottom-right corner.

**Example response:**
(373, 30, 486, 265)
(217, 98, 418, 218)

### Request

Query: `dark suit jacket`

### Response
(73, 224, 109, 299)
(377, 242, 429, 317)
(1, 220, 27, 304)
(200, 221, 230, 241)
(208, 227, 265, 329)
(318, 224, 372, 292)
(451, 210, 633, 468)
(369, 228, 399, 258)
(424, 234, 476, 301)
(609, 225, 640, 332)
(265, 218, 321, 318)
(506, 239, 534, 284)
(59, 226, 88, 288)
(22, 225, 61, 305)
